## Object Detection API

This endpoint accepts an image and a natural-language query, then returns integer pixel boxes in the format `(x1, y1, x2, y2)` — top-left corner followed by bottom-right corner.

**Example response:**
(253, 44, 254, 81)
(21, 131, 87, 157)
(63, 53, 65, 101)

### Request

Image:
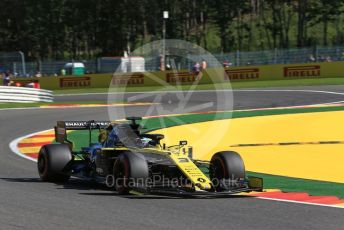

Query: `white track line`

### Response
(2, 88, 344, 112)
(0, 104, 149, 112)
(55, 89, 344, 96)
(7, 88, 344, 209)
(0, 107, 46, 111)
(9, 129, 53, 163)
(9, 128, 344, 209)
(256, 197, 344, 209)
(8, 88, 344, 160)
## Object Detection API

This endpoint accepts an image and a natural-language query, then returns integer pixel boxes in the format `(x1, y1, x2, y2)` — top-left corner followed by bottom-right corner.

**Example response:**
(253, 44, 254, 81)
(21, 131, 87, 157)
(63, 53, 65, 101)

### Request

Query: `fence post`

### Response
(335, 46, 339, 61)
(274, 48, 277, 64)
(236, 50, 240, 66)
(38, 60, 42, 73)
(314, 45, 318, 62)
(13, 62, 17, 75)
(96, 58, 101, 73)
(19, 51, 26, 76)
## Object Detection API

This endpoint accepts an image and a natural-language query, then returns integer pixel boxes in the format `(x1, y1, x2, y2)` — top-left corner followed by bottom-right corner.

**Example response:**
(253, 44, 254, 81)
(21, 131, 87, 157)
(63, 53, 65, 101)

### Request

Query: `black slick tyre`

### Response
(37, 144, 72, 183)
(210, 151, 245, 191)
(113, 152, 148, 194)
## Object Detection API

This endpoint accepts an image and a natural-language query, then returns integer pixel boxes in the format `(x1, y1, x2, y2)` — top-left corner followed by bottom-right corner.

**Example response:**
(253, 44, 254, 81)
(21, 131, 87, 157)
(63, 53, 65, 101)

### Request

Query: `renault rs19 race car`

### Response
(37, 117, 263, 196)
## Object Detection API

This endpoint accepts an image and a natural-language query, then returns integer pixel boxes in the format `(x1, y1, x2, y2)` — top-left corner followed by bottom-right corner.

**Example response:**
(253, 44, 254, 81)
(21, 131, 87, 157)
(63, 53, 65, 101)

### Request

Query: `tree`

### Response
(297, 0, 308, 47)
(0, 0, 343, 62)
(308, 0, 344, 46)
(209, 0, 250, 52)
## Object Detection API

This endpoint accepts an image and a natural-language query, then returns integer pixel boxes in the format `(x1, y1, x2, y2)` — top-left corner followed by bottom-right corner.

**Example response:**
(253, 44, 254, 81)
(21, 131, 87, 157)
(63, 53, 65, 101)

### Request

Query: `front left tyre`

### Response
(113, 152, 149, 194)
(37, 144, 73, 182)
(209, 151, 246, 191)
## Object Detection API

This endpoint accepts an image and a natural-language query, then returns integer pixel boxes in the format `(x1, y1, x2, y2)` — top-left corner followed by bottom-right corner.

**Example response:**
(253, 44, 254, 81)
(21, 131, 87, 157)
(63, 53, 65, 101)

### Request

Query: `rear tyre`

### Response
(113, 152, 149, 195)
(37, 144, 72, 182)
(210, 151, 245, 191)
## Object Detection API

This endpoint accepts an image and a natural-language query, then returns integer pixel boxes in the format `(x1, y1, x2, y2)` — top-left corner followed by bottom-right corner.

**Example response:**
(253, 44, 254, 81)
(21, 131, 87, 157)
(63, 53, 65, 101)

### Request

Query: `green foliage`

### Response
(0, 0, 343, 60)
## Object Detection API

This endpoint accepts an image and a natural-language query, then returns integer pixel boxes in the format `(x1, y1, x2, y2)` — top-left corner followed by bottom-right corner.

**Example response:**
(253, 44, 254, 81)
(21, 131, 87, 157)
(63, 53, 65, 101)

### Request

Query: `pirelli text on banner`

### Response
(59, 77, 91, 88)
(166, 72, 197, 84)
(284, 65, 320, 78)
(224, 68, 259, 80)
(112, 74, 144, 85)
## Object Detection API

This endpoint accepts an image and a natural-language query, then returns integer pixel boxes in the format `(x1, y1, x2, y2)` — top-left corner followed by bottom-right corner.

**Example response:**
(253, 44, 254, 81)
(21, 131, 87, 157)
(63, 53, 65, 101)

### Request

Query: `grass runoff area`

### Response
(0, 101, 121, 109)
(64, 105, 344, 198)
(53, 77, 344, 94)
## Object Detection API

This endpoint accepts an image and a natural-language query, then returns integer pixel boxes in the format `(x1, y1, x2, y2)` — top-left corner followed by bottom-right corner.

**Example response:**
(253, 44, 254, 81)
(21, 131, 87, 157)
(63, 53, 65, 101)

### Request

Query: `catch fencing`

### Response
(1, 46, 344, 76)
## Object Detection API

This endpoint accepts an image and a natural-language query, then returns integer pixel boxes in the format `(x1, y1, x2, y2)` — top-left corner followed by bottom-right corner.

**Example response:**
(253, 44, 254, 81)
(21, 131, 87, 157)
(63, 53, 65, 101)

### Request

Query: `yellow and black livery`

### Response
(37, 117, 263, 197)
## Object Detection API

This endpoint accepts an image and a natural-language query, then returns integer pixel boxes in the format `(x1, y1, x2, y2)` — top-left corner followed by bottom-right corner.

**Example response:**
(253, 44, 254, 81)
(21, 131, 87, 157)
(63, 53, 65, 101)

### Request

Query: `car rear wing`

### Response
(55, 120, 111, 143)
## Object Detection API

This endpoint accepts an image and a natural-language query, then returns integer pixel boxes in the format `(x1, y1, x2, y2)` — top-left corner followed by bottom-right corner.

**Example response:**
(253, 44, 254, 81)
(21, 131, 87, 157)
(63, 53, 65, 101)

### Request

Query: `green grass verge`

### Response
(0, 101, 123, 109)
(141, 105, 344, 132)
(247, 172, 344, 199)
(63, 105, 344, 198)
(53, 77, 344, 94)
(67, 130, 98, 152)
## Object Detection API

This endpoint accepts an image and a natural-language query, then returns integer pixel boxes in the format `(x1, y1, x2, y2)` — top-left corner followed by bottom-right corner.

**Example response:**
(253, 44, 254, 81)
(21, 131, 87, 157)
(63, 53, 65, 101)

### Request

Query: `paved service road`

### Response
(1, 86, 343, 230)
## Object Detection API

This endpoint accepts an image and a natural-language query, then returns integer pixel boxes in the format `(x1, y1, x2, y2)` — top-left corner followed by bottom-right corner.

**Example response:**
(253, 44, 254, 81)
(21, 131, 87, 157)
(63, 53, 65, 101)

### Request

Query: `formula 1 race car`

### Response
(37, 117, 263, 196)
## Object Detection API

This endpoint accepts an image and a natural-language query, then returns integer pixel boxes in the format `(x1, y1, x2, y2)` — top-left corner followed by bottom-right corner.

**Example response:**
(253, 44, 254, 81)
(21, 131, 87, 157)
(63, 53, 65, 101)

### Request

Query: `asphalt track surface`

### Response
(1, 86, 344, 230)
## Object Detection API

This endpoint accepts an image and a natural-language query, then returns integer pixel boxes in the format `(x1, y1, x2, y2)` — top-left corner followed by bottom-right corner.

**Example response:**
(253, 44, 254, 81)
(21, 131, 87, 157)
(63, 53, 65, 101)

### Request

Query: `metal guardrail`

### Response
(0, 86, 53, 103)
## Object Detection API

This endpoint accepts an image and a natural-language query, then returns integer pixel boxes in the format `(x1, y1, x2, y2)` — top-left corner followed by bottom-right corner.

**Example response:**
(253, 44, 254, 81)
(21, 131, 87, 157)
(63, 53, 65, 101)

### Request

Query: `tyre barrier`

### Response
(0, 86, 53, 103)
